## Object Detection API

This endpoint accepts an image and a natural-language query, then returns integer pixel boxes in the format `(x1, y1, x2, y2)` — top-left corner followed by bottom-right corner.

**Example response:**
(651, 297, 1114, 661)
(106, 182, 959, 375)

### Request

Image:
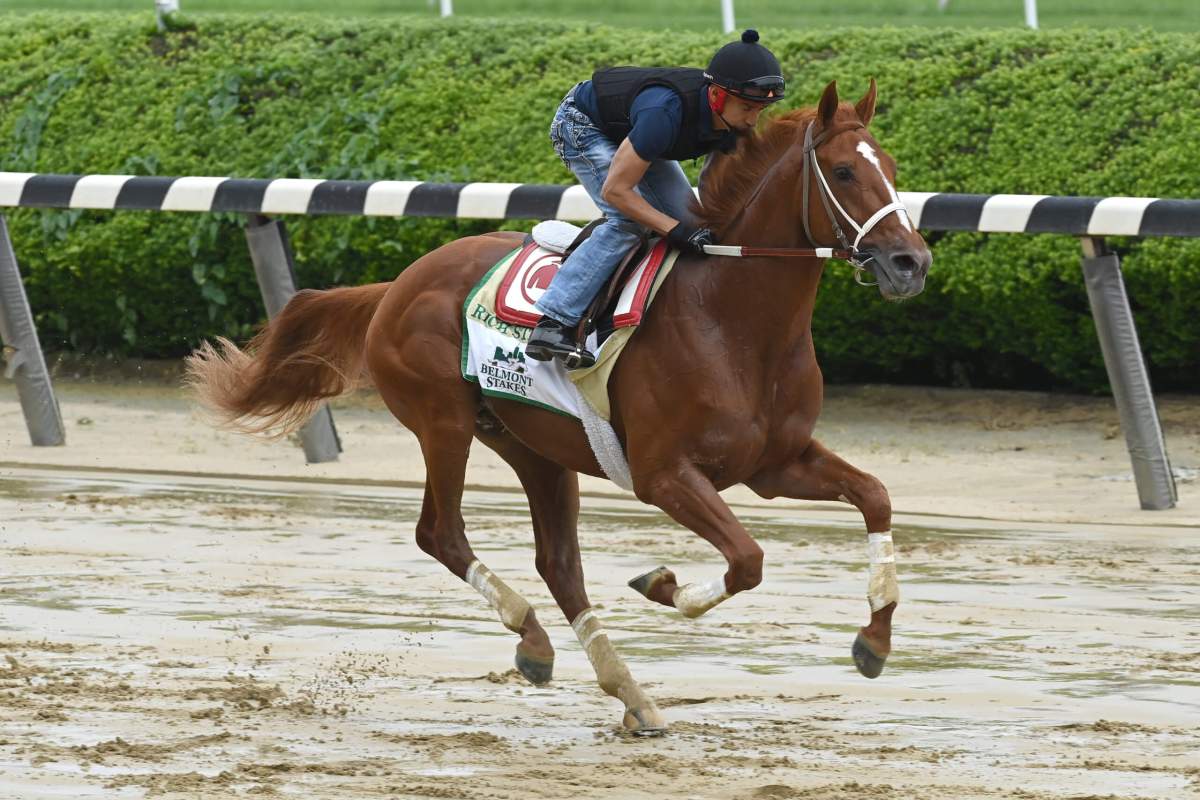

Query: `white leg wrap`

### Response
(465, 560, 531, 633)
(571, 608, 663, 730)
(672, 575, 731, 619)
(867, 531, 900, 612)
(571, 609, 614, 677)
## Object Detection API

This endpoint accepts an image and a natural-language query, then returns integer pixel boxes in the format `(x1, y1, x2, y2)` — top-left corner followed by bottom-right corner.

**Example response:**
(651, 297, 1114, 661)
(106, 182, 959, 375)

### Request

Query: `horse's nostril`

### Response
(891, 252, 918, 274)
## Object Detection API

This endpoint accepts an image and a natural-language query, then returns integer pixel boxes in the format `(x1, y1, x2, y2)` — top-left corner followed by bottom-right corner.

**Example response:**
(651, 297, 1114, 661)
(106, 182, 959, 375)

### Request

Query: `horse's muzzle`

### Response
(867, 246, 932, 301)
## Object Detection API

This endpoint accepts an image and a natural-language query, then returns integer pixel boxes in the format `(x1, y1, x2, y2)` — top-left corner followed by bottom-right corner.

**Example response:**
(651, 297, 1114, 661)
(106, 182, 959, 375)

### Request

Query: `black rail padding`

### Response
(1025, 196, 1102, 235)
(505, 184, 568, 220)
(919, 193, 989, 231)
(403, 182, 467, 217)
(308, 180, 371, 215)
(114, 176, 176, 210)
(18, 174, 80, 209)
(1140, 199, 1200, 237)
(212, 179, 272, 213)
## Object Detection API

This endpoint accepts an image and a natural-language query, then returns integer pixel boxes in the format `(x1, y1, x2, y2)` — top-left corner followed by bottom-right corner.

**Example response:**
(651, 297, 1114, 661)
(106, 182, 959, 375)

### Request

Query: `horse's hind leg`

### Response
(475, 418, 665, 734)
(746, 439, 897, 679)
(373, 370, 554, 685)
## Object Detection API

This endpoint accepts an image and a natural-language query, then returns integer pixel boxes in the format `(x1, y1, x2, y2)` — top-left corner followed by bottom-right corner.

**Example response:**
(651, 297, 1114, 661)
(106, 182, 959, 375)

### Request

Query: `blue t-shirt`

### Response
(573, 81, 684, 161)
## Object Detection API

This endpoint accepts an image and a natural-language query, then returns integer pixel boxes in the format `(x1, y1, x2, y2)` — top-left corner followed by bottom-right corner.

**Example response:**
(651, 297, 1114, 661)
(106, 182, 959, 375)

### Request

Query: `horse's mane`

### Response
(695, 107, 818, 237)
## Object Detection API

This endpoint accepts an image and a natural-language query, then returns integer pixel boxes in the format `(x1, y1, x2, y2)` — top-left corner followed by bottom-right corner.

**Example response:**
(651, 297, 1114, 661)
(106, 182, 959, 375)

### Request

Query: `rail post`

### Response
(1080, 236, 1176, 509)
(244, 214, 342, 464)
(0, 213, 65, 447)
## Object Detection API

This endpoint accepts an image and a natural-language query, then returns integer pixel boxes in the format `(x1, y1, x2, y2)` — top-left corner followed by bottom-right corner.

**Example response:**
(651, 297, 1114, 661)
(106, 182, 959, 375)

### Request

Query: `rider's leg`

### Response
(535, 105, 640, 329)
(534, 218, 645, 328)
(526, 210, 641, 368)
(533, 105, 703, 362)
(744, 439, 897, 679)
(531, 104, 641, 366)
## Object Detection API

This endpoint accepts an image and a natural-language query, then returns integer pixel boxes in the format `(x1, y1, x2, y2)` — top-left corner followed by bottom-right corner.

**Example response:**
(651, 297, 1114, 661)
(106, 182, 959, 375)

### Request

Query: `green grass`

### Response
(1, 0, 1198, 31)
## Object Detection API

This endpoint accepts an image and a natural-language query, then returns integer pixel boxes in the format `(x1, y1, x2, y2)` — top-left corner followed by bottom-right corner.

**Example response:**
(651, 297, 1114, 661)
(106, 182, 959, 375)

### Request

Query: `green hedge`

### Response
(1, 13, 1197, 392)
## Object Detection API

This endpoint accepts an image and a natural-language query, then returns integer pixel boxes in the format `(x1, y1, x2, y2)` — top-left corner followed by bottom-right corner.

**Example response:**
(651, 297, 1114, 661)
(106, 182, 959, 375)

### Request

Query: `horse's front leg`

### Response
(746, 439, 897, 679)
(629, 465, 764, 618)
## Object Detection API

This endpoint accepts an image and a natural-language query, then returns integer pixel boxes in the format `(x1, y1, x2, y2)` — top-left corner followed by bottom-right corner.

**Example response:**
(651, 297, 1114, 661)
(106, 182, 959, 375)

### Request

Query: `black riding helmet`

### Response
(704, 29, 785, 103)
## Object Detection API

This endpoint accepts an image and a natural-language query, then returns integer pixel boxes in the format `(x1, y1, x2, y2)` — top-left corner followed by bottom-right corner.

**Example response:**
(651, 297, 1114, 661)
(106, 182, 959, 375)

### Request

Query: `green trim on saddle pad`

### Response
(460, 246, 520, 379)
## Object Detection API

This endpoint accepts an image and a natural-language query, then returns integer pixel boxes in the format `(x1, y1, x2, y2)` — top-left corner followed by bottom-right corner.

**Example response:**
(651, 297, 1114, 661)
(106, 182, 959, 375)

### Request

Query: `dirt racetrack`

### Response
(1, 368, 1198, 799)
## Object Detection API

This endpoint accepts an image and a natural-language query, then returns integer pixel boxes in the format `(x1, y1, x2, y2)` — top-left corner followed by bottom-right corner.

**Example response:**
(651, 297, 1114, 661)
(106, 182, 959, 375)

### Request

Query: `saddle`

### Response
(526, 220, 653, 342)
(463, 226, 681, 421)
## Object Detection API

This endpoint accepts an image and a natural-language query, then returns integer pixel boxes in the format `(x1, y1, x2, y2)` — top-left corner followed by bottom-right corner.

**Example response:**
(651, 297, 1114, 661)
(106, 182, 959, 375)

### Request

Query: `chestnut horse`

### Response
(187, 81, 932, 734)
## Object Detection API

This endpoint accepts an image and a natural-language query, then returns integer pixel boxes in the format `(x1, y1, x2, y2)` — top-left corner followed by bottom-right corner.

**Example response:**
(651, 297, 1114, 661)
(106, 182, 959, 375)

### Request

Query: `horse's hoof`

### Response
(628, 566, 673, 599)
(622, 706, 668, 736)
(514, 649, 554, 686)
(852, 631, 888, 679)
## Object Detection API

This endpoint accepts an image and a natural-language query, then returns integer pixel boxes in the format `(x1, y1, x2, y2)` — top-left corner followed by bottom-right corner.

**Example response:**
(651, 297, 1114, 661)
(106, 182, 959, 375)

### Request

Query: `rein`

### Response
(702, 244, 853, 259)
(705, 120, 910, 287)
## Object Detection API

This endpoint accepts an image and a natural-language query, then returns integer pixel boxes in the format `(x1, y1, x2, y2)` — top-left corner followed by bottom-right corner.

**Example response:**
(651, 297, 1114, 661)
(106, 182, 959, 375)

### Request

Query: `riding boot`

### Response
(525, 317, 596, 369)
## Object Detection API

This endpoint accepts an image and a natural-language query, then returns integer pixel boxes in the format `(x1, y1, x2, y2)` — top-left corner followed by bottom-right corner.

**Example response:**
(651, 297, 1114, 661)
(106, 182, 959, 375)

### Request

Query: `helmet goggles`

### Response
(704, 72, 786, 104)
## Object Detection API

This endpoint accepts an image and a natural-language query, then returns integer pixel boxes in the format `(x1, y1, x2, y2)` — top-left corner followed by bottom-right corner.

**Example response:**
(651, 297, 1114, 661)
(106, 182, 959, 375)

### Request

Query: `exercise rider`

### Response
(525, 29, 786, 368)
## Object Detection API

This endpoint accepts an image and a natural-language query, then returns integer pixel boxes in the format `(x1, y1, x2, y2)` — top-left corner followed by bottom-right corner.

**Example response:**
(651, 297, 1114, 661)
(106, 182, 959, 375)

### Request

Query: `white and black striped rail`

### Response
(0, 171, 1183, 506)
(2, 173, 1198, 237)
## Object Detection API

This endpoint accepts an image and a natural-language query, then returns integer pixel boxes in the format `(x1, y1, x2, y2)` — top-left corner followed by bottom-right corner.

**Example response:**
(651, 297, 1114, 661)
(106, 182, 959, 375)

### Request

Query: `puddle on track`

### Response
(0, 467, 1198, 799)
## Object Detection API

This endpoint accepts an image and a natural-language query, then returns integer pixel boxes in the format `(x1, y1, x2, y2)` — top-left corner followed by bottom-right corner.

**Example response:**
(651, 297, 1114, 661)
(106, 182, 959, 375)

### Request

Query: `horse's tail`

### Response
(185, 282, 391, 437)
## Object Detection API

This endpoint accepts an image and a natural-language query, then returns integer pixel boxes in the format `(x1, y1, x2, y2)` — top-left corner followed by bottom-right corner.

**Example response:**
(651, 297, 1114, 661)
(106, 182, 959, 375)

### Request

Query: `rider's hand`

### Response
(667, 221, 716, 256)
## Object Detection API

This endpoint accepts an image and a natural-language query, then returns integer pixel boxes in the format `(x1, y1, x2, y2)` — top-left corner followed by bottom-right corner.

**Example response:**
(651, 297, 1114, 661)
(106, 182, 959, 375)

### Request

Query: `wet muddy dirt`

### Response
(0, 466, 1197, 799)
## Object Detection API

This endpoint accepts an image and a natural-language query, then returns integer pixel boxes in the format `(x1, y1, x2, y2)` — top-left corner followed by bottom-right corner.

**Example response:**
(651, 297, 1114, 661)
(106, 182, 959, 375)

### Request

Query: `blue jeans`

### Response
(536, 88, 698, 326)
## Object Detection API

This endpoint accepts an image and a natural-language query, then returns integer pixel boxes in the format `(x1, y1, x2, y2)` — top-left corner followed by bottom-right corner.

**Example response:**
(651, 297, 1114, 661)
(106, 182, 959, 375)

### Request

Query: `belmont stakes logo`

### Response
(479, 344, 534, 397)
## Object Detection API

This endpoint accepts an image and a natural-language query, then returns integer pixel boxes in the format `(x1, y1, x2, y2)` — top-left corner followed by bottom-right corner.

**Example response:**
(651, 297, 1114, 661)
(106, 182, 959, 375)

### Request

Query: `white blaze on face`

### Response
(856, 141, 913, 232)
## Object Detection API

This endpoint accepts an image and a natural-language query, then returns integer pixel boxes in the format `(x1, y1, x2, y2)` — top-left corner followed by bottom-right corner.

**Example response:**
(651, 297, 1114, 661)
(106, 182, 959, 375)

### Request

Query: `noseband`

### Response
(800, 121, 910, 286)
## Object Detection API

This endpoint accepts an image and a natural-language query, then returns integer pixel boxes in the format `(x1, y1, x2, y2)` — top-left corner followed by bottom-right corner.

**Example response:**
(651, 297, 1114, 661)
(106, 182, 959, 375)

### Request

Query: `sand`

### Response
(0, 367, 1197, 799)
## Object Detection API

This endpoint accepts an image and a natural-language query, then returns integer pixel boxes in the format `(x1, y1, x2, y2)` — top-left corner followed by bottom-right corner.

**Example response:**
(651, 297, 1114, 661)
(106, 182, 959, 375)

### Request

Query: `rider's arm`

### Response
(600, 88, 687, 237)
(600, 140, 679, 236)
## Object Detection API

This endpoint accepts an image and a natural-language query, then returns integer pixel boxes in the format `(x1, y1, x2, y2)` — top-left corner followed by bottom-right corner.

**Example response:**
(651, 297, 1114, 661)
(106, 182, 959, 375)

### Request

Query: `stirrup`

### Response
(562, 347, 596, 370)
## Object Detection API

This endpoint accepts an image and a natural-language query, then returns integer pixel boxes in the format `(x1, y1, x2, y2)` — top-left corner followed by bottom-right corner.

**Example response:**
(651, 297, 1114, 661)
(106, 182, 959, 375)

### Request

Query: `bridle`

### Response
(706, 119, 911, 287)
(801, 120, 909, 285)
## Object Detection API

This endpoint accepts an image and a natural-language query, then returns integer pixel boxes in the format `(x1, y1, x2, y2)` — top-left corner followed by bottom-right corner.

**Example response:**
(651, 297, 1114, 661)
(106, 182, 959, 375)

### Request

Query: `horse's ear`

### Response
(855, 78, 877, 126)
(817, 80, 839, 126)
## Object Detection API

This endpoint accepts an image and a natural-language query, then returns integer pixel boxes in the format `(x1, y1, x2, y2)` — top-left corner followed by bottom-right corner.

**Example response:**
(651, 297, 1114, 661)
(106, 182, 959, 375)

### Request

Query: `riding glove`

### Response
(667, 221, 715, 256)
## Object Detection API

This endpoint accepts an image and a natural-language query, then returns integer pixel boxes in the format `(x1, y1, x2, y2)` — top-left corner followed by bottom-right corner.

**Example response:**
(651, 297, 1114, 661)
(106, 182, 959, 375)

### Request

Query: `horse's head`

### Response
(801, 80, 931, 300)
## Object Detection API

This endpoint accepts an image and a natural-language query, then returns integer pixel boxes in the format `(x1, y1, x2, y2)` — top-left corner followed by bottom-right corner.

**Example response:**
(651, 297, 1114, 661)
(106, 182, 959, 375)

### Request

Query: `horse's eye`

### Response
(834, 166, 854, 181)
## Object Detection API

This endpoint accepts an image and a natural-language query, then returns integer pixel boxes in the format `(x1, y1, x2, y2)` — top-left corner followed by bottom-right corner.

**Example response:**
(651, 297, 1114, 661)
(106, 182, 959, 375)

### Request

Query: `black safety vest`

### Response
(590, 67, 723, 161)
